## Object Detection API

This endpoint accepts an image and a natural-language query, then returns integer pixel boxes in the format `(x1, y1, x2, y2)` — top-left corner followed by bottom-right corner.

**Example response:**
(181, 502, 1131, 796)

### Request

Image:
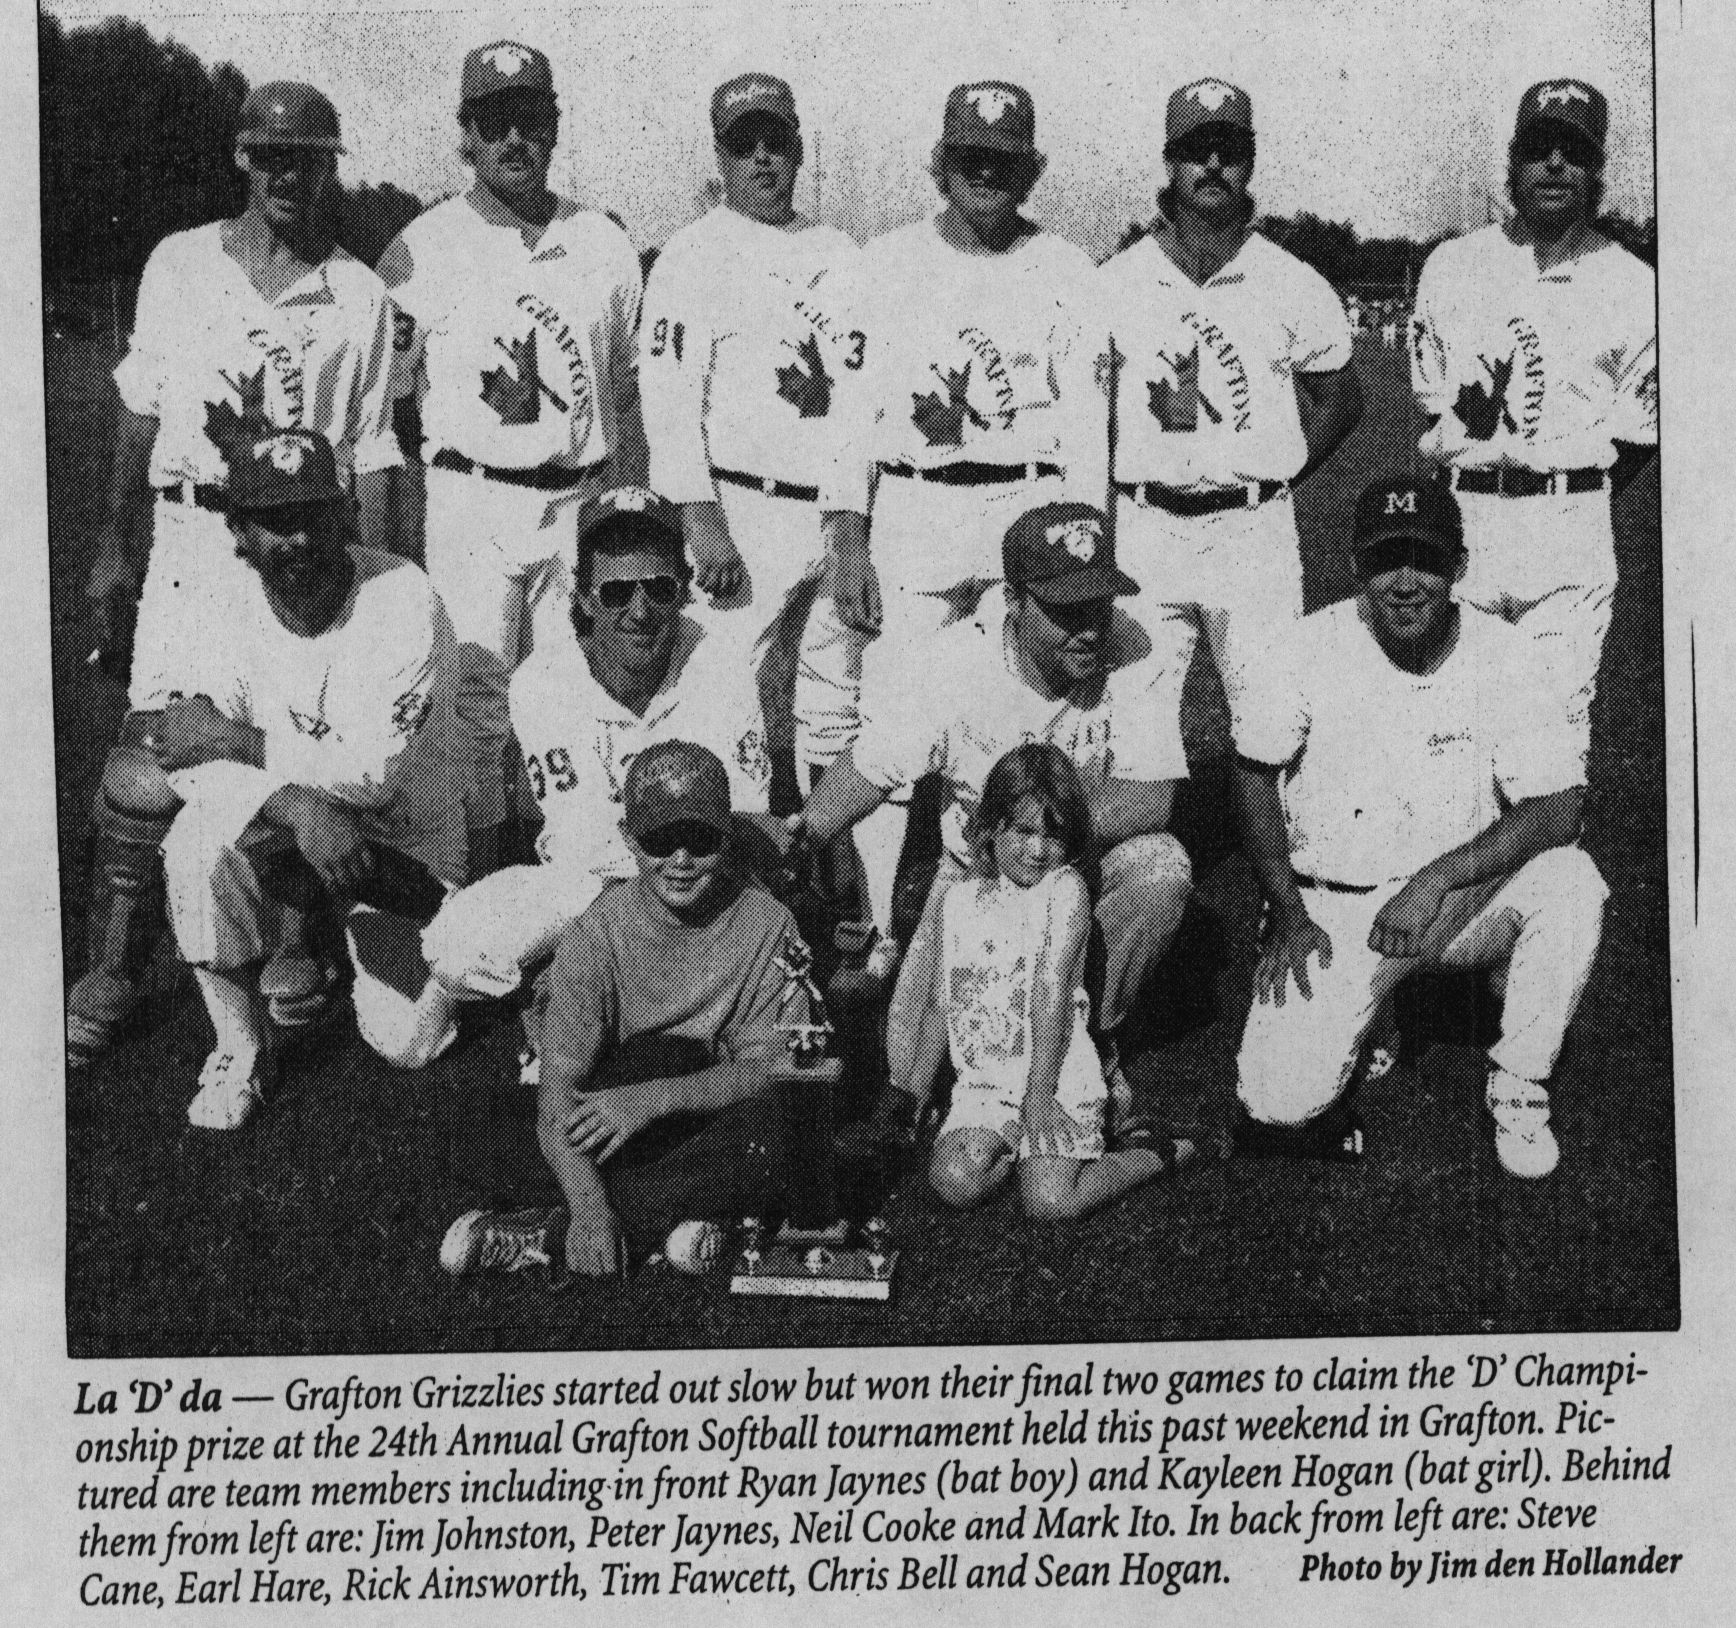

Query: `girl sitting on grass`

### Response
(885, 741, 1195, 1219)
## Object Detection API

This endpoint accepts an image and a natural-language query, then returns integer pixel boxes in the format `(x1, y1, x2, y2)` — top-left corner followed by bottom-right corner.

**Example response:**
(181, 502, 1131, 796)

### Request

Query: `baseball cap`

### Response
(575, 486, 685, 555)
(941, 82, 1037, 154)
(224, 428, 345, 512)
(622, 741, 733, 840)
(237, 83, 345, 152)
(1003, 503, 1138, 604)
(1166, 79, 1254, 143)
(1514, 79, 1608, 154)
(711, 74, 799, 138)
(1351, 475, 1465, 573)
(461, 41, 555, 103)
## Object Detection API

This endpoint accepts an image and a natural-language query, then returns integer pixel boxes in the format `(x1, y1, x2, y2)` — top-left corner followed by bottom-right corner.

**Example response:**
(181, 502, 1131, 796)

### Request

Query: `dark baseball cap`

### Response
(941, 82, 1037, 154)
(461, 41, 555, 103)
(622, 741, 733, 839)
(237, 83, 345, 152)
(1352, 475, 1465, 574)
(712, 74, 799, 138)
(1166, 79, 1253, 143)
(575, 485, 685, 555)
(225, 428, 345, 511)
(1003, 503, 1138, 604)
(1514, 79, 1608, 154)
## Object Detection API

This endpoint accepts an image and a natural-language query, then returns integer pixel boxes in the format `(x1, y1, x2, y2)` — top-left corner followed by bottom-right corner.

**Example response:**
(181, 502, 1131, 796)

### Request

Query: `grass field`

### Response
(51, 330, 1676, 1356)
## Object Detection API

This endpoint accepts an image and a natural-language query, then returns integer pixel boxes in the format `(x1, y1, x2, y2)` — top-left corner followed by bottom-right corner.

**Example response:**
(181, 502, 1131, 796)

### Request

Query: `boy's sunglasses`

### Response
(636, 821, 725, 859)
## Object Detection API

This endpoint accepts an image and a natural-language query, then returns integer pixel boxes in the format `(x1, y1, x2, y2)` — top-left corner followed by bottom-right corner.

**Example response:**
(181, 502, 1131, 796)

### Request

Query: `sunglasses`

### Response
(1165, 130, 1256, 167)
(593, 574, 682, 610)
(468, 98, 557, 143)
(947, 147, 1030, 181)
(635, 820, 725, 859)
(721, 119, 795, 159)
(1513, 128, 1600, 170)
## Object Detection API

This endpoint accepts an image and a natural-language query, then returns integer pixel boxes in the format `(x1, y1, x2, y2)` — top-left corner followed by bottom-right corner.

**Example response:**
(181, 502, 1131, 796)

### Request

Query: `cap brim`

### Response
(624, 807, 732, 839)
(715, 106, 799, 136)
(1352, 529, 1463, 570)
(579, 510, 683, 552)
(239, 135, 346, 153)
(1024, 565, 1139, 603)
(1516, 113, 1603, 153)
(942, 133, 1035, 155)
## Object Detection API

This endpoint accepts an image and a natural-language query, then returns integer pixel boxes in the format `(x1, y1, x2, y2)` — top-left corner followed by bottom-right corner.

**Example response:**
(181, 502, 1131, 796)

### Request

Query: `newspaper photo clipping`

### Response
(5, 1, 1734, 1623)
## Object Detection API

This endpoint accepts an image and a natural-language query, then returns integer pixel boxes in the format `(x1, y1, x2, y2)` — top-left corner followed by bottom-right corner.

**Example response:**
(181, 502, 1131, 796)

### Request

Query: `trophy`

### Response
(730, 936, 898, 1300)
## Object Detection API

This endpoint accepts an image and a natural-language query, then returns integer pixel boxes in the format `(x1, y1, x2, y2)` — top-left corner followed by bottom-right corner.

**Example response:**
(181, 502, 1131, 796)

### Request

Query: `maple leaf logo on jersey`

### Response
(204, 365, 275, 462)
(1188, 80, 1236, 112)
(1147, 345, 1222, 432)
(1452, 353, 1518, 440)
(289, 708, 330, 740)
(1537, 82, 1592, 108)
(912, 361, 989, 447)
(776, 334, 833, 418)
(485, 45, 530, 77)
(392, 687, 433, 739)
(967, 86, 1017, 124)
(480, 329, 564, 424)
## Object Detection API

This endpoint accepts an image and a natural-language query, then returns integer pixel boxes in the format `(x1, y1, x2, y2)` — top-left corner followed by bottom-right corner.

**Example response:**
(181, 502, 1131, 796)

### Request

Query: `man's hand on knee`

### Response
(1368, 871, 1449, 959)
(1256, 901, 1334, 1006)
(263, 786, 374, 894)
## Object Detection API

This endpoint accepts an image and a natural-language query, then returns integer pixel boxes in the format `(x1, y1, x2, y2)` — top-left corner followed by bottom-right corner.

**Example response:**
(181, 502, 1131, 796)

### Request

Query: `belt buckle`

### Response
(1244, 480, 1260, 510)
(1550, 470, 1566, 497)
(1134, 484, 1151, 511)
(762, 476, 777, 498)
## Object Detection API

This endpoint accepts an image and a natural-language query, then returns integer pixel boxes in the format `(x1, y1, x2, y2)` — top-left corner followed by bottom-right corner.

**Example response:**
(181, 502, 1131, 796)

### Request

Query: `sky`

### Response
(43, 0, 1655, 262)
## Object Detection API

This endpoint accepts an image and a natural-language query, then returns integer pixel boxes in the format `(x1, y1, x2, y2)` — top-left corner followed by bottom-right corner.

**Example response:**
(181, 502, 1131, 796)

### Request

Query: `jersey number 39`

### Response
(525, 747, 577, 800)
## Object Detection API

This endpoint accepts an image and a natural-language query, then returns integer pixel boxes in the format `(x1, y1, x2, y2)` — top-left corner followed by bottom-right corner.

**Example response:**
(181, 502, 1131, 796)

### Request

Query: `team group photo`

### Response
(38, 0, 1670, 1355)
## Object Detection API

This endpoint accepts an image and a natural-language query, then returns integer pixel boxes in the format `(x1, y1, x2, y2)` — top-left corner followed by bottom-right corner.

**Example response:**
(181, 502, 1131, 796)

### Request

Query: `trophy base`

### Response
(730, 1222, 898, 1300)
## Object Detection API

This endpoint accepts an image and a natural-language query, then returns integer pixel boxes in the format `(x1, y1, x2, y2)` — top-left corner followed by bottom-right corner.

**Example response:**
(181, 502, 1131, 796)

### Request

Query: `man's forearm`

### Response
(802, 752, 891, 846)
(1414, 790, 1584, 895)
(1088, 777, 1175, 850)
(657, 1058, 775, 1117)
(1294, 367, 1364, 483)
(1235, 760, 1305, 918)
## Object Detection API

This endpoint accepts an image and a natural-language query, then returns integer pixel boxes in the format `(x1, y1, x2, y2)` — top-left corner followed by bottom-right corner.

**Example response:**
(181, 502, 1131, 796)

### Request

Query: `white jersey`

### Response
(640, 206, 865, 504)
(835, 215, 1104, 512)
(1239, 599, 1585, 890)
(189, 547, 461, 880)
(508, 616, 771, 877)
(115, 222, 400, 489)
(380, 192, 642, 471)
(851, 586, 1187, 868)
(1410, 223, 1657, 471)
(942, 866, 1095, 1098)
(1096, 229, 1352, 491)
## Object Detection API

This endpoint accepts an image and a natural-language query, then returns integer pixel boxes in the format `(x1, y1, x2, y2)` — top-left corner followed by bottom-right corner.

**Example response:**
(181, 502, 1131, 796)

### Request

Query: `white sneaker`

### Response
(665, 1220, 726, 1276)
(1487, 1068, 1559, 1178)
(188, 1049, 267, 1132)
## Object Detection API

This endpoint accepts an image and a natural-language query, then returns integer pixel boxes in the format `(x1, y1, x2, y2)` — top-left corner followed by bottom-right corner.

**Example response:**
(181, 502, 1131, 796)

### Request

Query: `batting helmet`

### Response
(237, 83, 345, 152)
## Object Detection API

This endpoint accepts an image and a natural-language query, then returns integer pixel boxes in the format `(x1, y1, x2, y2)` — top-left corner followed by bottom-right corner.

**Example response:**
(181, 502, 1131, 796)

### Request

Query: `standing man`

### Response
(836, 81, 1106, 995)
(795, 503, 1192, 1143)
(147, 426, 458, 1129)
(378, 41, 646, 878)
(638, 73, 871, 799)
(1410, 79, 1656, 748)
(354, 487, 772, 1069)
(1235, 476, 1606, 1178)
(70, 81, 403, 1063)
(1096, 78, 1362, 764)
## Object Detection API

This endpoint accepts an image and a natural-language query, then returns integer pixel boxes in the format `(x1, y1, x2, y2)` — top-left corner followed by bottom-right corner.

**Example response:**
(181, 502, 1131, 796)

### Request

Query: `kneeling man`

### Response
(1234, 475, 1607, 1177)
(151, 427, 459, 1128)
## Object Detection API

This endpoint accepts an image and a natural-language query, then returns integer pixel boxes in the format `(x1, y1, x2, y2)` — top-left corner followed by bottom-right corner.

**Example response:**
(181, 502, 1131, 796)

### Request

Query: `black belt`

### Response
(879, 460, 1061, 486)
(1294, 875, 1377, 895)
(1449, 466, 1605, 498)
(157, 483, 227, 513)
(431, 448, 606, 491)
(1116, 478, 1287, 516)
(713, 466, 818, 503)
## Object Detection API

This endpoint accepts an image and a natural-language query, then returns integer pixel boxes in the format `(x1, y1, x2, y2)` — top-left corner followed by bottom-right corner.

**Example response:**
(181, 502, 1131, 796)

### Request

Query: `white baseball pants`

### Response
(1236, 846, 1608, 1127)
